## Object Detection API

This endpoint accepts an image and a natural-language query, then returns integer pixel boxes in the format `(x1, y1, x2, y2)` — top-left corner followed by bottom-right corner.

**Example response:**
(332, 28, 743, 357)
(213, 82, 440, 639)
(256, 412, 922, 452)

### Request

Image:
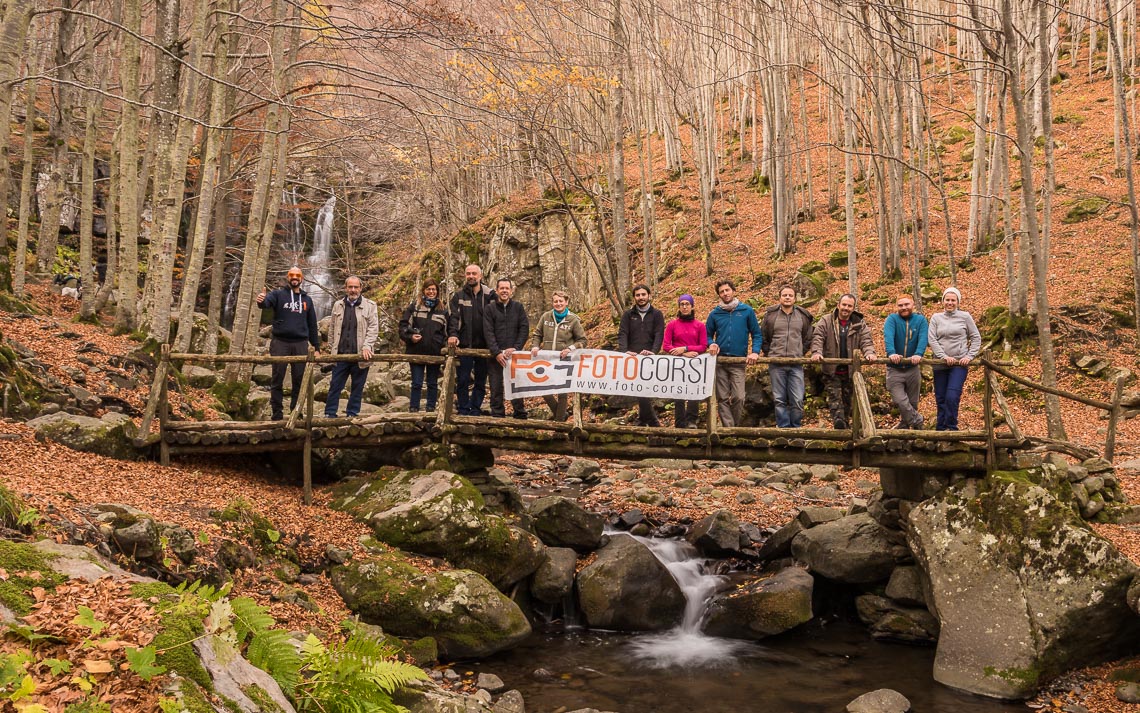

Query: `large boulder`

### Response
(27, 411, 138, 460)
(329, 469, 543, 589)
(686, 509, 743, 557)
(576, 535, 685, 631)
(790, 513, 906, 584)
(331, 550, 531, 659)
(703, 567, 814, 639)
(907, 471, 1140, 699)
(530, 547, 577, 604)
(529, 496, 604, 551)
(854, 594, 939, 645)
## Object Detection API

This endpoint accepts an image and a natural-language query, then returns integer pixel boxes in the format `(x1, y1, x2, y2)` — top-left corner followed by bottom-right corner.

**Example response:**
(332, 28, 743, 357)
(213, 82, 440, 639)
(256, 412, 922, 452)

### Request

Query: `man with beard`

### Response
(811, 293, 876, 430)
(618, 284, 666, 426)
(883, 294, 928, 429)
(257, 266, 320, 420)
(447, 264, 496, 415)
(705, 280, 762, 427)
(760, 284, 814, 428)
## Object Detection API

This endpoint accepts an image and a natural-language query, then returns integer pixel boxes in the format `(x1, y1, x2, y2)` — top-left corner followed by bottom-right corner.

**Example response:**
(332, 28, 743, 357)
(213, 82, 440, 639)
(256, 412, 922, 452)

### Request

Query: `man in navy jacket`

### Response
(618, 284, 666, 426)
(706, 279, 761, 427)
(257, 267, 320, 420)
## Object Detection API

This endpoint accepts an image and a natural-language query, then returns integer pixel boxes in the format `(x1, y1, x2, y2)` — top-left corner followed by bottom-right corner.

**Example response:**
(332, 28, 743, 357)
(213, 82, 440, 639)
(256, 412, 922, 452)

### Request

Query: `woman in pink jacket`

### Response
(663, 294, 708, 428)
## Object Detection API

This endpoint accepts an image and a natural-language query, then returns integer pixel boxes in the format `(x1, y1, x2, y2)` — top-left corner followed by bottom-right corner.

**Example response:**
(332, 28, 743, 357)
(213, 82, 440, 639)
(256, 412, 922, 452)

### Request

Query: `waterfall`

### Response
(304, 195, 336, 318)
(626, 534, 751, 667)
(221, 269, 241, 328)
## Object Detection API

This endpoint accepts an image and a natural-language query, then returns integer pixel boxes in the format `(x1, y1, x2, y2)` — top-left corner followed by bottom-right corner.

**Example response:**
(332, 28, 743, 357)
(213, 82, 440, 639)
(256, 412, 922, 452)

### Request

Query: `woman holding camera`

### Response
(400, 280, 449, 412)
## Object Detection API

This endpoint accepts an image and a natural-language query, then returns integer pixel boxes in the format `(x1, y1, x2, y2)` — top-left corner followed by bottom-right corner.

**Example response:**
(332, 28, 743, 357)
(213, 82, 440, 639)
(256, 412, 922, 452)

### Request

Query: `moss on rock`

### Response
(0, 541, 66, 614)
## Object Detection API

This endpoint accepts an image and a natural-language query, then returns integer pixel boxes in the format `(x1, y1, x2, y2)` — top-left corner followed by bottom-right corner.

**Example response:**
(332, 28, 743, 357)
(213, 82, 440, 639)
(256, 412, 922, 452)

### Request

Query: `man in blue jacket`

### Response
(256, 267, 321, 420)
(883, 294, 928, 429)
(706, 279, 761, 427)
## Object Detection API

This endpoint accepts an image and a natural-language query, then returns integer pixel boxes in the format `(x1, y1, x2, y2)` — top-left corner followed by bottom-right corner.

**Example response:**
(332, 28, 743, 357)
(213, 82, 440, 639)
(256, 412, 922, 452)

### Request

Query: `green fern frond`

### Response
(294, 631, 425, 713)
(247, 629, 301, 696)
(230, 597, 274, 645)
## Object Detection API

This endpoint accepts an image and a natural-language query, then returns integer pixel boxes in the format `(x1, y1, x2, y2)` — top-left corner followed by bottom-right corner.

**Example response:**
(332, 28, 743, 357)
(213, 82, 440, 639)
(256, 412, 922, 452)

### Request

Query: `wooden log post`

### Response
(987, 371, 1024, 442)
(137, 352, 171, 447)
(705, 365, 719, 455)
(850, 352, 862, 468)
(303, 346, 315, 505)
(437, 345, 457, 444)
(572, 392, 583, 453)
(1105, 373, 1127, 461)
(984, 364, 995, 473)
(158, 344, 171, 466)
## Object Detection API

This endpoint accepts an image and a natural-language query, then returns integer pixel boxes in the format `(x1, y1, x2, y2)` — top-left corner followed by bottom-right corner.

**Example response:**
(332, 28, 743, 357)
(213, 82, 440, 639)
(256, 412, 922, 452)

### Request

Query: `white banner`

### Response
(503, 349, 716, 400)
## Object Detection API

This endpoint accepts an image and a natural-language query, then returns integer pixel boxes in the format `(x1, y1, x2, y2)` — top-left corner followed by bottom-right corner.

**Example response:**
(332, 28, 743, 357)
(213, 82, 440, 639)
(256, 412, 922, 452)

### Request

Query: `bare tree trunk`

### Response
(13, 75, 35, 298)
(203, 130, 232, 355)
(78, 83, 103, 319)
(607, 0, 631, 297)
(35, 0, 75, 274)
(115, 0, 142, 331)
(0, 0, 35, 279)
(94, 128, 119, 312)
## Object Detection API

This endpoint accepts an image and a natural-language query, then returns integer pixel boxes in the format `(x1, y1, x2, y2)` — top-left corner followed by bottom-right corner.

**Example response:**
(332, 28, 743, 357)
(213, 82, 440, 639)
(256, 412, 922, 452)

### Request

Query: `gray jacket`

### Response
(927, 309, 981, 361)
(328, 296, 380, 355)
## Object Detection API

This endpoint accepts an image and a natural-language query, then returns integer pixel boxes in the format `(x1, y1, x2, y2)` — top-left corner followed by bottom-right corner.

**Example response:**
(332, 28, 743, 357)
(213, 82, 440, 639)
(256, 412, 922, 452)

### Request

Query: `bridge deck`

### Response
(138, 347, 1125, 503)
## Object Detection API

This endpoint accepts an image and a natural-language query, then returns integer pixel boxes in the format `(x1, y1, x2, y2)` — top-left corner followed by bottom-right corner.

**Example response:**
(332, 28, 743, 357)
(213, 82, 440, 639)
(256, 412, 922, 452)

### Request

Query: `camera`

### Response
(412, 328, 422, 336)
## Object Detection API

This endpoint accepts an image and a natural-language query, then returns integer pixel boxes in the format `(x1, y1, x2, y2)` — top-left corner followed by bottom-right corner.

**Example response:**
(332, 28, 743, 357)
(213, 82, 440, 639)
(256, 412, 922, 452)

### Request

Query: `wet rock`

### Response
(477, 673, 505, 693)
(332, 551, 530, 659)
(757, 519, 803, 562)
(529, 496, 604, 551)
(400, 444, 494, 474)
(791, 513, 906, 584)
(576, 535, 685, 631)
(907, 471, 1140, 699)
(855, 594, 939, 644)
(704, 567, 814, 639)
(618, 509, 645, 528)
(686, 509, 742, 557)
(396, 681, 497, 713)
(530, 547, 576, 604)
(493, 690, 526, 713)
(846, 688, 911, 713)
(27, 412, 138, 460)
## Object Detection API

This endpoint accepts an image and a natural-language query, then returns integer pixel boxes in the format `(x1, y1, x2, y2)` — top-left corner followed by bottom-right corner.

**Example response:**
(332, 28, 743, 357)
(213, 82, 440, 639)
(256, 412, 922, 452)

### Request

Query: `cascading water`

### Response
(625, 534, 752, 667)
(304, 195, 336, 317)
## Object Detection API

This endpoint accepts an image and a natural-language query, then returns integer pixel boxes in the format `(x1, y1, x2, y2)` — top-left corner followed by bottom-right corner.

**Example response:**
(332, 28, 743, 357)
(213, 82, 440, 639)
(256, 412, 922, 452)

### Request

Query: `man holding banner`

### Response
(706, 279, 762, 427)
(618, 284, 666, 427)
(484, 278, 530, 419)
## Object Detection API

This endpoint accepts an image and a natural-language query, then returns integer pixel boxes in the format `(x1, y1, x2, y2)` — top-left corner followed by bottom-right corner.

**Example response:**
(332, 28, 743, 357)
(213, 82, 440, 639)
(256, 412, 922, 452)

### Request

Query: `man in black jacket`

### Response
(618, 284, 665, 426)
(256, 267, 320, 420)
(483, 278, 529, 418)
(447, 264, 495, 415)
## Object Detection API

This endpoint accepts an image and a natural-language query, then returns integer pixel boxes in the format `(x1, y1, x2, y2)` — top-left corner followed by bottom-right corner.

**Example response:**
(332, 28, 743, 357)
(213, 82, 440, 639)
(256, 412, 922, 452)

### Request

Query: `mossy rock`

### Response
(919, 263, 952, 280)
(209, 380, 252, 419)
(704, 567, 814, 640)
(798, 260, 828, 275)
(1062, 197, 1109, 224)
(827, 250, 848, 267)
(945, 125, 970, 144)
(980, 305, 1037, 350)
(25, 412, 139, 460)
(330, 549, 531, 659)
(0, 540, 67, 615)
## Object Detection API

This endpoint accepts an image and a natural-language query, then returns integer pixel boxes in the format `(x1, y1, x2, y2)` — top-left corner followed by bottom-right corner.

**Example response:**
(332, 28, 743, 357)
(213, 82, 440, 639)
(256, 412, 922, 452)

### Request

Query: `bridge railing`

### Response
(139, 344, 1100, 502)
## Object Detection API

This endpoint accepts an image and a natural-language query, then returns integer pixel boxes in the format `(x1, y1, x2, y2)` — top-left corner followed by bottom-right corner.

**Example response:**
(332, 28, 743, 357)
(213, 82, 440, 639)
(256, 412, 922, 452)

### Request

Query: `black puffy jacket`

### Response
(447, 283, 495, 348)
(399, 300, 449, 356)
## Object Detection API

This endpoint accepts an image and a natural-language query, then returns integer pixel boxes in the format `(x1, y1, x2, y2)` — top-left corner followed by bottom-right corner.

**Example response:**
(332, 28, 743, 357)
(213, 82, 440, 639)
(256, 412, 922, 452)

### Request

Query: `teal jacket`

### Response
(705, 303, 762, 357)
(883, 312, 929, 368)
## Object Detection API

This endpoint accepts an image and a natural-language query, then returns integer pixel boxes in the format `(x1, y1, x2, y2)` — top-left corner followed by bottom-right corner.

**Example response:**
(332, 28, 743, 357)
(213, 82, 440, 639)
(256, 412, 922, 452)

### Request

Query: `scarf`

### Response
(423, 297, 437, 309)
(553, 307, 569, 323)
(718, 298, 741, 311)
(636, 303, 652, 315)
(678, 312, 695, 322)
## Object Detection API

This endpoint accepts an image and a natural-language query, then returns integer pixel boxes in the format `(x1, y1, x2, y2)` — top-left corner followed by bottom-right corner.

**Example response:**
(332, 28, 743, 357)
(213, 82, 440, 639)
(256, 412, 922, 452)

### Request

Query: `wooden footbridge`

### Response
(137, 347, 1131, 503)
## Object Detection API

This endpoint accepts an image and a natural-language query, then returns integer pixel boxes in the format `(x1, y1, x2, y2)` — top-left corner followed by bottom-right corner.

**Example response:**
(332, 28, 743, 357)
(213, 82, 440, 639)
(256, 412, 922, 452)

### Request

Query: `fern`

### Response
(230, 597, 274, 646)
(294, 632, 427, 713)
(247, 629, 301, 696)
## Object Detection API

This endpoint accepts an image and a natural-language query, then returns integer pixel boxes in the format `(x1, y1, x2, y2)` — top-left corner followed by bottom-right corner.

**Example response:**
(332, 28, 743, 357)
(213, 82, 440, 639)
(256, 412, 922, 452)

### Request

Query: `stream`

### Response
(481, 534, 1026, 712)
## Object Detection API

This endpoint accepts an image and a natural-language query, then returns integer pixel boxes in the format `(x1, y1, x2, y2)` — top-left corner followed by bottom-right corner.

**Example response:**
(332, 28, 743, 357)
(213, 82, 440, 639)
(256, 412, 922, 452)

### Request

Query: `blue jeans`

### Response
(410, 363, 441, 412)
(933, 366, 968, 431)
(769, 365, 805, 428)
(455, 355, 488, 416)
(325, 362, 369, 417)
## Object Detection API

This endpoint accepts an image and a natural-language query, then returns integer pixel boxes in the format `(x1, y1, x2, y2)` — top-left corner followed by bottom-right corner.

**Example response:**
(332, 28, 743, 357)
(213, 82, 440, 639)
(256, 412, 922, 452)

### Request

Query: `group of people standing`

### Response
(257, 263, 981, 432)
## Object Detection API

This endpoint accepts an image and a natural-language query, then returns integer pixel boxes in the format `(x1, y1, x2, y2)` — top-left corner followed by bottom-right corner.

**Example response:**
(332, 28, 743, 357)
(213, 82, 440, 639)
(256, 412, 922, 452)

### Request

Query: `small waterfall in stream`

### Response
(626, 534, 752, 667)
(304, 195, 337, 318)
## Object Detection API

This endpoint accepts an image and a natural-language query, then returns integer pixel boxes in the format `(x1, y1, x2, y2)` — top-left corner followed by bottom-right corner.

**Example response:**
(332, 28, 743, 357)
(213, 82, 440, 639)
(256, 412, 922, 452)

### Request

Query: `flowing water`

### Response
(304, 195, 337, 318)
(482, 534, 1025, 713)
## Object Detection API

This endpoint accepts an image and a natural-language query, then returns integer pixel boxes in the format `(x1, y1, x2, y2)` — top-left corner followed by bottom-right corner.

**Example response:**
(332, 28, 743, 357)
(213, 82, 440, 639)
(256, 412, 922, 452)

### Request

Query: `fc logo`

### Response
(509, 354, 574, 394)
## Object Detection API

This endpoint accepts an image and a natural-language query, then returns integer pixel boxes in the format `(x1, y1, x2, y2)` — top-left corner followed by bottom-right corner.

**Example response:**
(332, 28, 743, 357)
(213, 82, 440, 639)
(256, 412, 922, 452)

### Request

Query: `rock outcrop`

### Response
(575, 534, 685, 631)
(330, 469, 543, 588)
(907, 471, 1140, 699)
(331, 550, 531, 659)
(791, 513, 907, 584)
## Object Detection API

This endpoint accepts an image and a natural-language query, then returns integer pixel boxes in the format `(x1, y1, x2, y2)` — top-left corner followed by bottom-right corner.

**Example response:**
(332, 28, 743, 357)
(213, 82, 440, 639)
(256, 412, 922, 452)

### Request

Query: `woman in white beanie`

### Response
(927, 287, 981, 430)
